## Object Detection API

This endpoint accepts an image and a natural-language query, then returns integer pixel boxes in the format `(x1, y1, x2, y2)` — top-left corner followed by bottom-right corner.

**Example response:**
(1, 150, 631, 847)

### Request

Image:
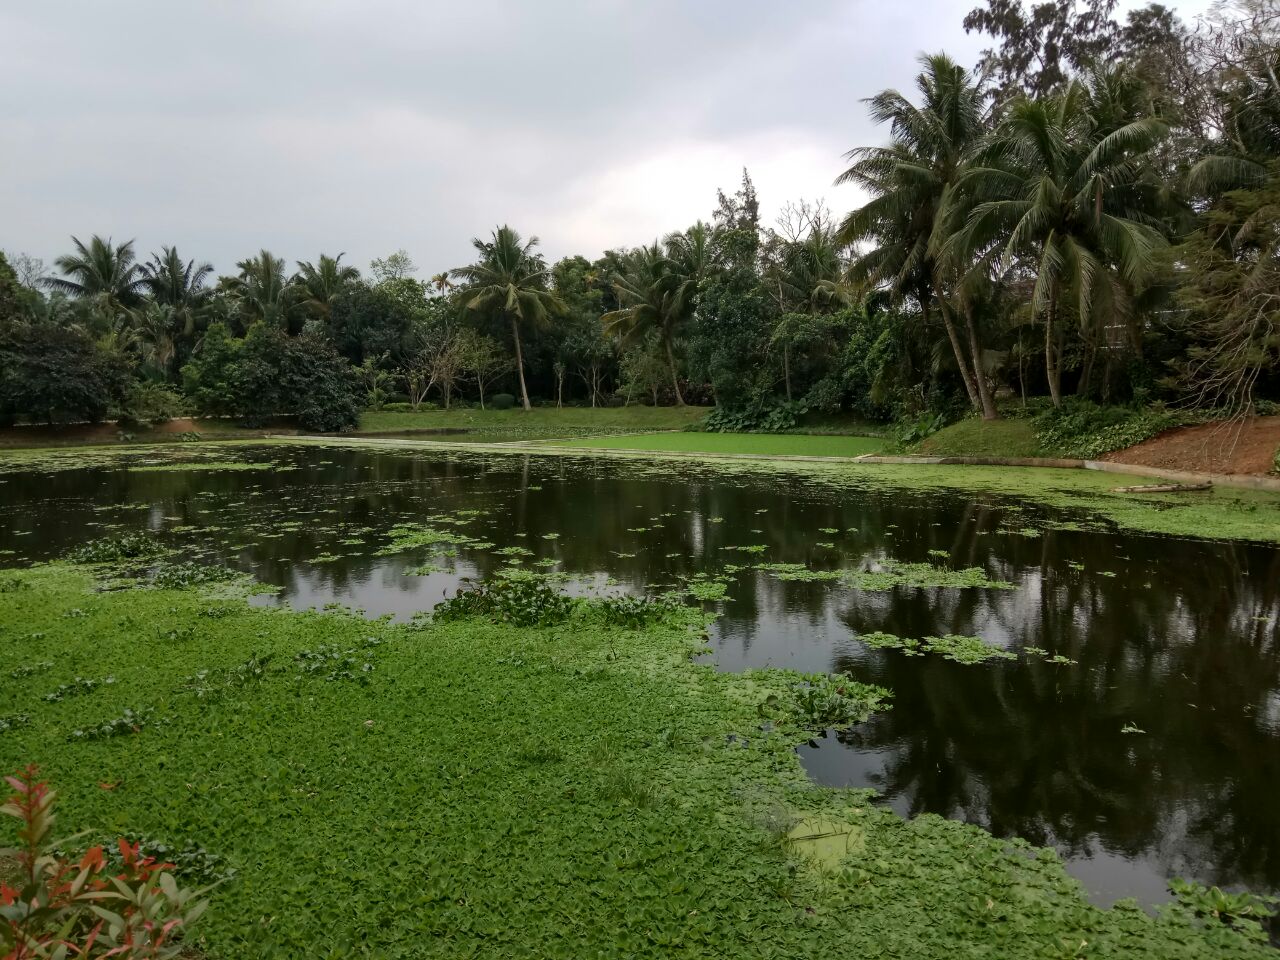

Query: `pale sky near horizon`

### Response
(0, 0, 1214, 281)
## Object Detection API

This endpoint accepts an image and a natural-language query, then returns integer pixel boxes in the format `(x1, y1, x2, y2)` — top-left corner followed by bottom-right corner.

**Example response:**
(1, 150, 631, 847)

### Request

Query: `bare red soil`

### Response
(1103, 416, 1280, 476)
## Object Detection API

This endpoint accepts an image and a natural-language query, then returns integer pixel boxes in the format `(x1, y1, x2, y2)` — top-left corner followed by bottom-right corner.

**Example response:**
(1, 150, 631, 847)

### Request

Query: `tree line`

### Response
(2, 0, 1279, 433)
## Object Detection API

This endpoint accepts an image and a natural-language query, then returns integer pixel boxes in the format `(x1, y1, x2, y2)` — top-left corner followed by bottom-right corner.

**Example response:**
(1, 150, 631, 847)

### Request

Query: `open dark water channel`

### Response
(1, 443, 1277, 908)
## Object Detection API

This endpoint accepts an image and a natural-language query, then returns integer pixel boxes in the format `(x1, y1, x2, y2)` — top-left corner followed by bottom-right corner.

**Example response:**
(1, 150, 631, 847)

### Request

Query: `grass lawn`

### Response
(786, 412, 891, 437)
(1, 562, 1269, 958)
(358, 405, 710, 438)
(916, 418, 1042, 458)
(547, 432, 884, 457)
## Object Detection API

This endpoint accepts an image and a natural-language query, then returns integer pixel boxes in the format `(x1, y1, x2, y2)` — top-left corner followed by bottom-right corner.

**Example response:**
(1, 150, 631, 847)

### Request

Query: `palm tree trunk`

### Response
(963, 309, 999, 420)
(663, 332, 685, 406)
(1045, 294, 1062, 408)
(510, 314, 531, 411)
(1018, 344, 1027, 408)
(1077, 338, 1096, 398)
(932, 283, 981, 413)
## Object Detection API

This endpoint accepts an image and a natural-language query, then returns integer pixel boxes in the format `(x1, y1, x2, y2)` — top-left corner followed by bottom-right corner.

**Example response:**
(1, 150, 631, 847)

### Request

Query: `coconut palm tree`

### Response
(777, 225, 849, 312)
(768, 225, 851, 400)
(138, 246, 214, 341)
(133, 301, 183, 379)
(603, 223, 711, 406)
(222, 250, 303, 333)
(450, 227, 562, 411)
(42, 236, 147, 321)
(943, 74, 1169, 405)
(296, 253, 360, 321)
(836, 54, 998, 418)
(604, 244, 684, 404)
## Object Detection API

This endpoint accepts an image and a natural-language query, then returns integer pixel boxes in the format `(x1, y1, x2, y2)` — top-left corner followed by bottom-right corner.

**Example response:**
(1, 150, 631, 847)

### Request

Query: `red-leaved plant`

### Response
(0, 766, 210, 959)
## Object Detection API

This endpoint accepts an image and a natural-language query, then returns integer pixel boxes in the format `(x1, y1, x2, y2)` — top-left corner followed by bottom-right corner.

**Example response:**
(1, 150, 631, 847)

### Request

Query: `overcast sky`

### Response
(0, 0, 1212, 280)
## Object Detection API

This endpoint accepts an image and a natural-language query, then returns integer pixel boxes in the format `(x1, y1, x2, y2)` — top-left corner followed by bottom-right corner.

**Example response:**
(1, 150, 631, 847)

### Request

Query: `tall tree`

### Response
(605, 240, 691, 406)
(369, 250, 416, 283)
(42, 236, 146, 321)
(944, 73, 1170, 405)
(767, 225, 850, 401)
(963, 0, 1120, 99)
(297, 253, 360, 322)
(837, 53, 999, 418)
(133, 302, 183, 380)
(222, 250, 303, 333)
(138, 246, 214, 350)
(450, 226, 563, 411)
(1175, 164, 1280, 411)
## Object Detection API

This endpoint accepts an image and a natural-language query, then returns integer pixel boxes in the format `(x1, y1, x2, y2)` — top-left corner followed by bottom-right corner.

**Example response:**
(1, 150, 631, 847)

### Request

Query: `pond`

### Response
(1, 442, 1276, 908)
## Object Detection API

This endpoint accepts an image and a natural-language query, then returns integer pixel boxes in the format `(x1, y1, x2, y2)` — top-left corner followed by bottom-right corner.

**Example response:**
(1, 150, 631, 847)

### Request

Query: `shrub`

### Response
(0, 322, 131, 425)
(894, 411, 947, 445)
(378, 402, 413, 413)
(66, 534, 167, 565)
(593, 593, 685, 628)
(1168, 878, 1276, 940)
(704, 398, 807, 433)
(489, 393, 516, 411)
(1033, 401, 1193, 459)
(116, 381, 187, 428)
(0, 765, 211, 958)
(182, 323, 362, 432)
(756, 673, 891, 733)
(434, 577, 574, 627)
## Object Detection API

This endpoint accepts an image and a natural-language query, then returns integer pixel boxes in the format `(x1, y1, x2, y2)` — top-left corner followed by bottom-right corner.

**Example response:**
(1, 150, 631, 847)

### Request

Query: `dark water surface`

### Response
(1, 443, 1277, 907)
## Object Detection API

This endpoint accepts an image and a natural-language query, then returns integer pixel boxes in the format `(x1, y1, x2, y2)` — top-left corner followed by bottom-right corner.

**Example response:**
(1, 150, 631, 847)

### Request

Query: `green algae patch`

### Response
(549, 432, 885, 458)
(0, 565, 1273, 957)
(0, 442, 270, 475)
(860, 631, 1018, 664)
(127, 461, 273, 473)
(841, 561, 1014, 590)
(376, 523, 485, 554)
(754, 560, 1013, 590)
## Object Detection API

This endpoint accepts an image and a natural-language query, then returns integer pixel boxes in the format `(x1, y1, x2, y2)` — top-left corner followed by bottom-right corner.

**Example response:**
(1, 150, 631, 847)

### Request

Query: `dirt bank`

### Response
(1103, 416, 1280, 476)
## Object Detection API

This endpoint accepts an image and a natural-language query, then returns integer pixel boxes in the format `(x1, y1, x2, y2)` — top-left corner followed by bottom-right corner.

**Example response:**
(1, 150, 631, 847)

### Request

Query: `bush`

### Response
(434, 577, 574, 627)
(490, 393, 516, 410)
(182, 323, 362, 432)
(66, 533, 168, 565)
(0, 322, 131, 425)
(704, 397, 807, 433)
(0, 765, 211, 958)
(116, 381, 188, 428)
(894, 411, 948, 445)
(378, 402, 413, 413)
(1033, 401, 1193, 459)
(593, 593, 685, 628)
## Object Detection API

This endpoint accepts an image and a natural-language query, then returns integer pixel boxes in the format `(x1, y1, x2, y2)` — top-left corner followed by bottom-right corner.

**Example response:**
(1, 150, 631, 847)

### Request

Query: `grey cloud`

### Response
(0, 0, 1196, 279)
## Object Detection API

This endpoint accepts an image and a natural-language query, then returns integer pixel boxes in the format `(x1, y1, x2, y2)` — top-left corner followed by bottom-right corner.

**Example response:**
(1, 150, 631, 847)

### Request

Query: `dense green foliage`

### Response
(181, 323, 361, 431)
(1, 562, 1274, 958)
(0, 322, 131, 426)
